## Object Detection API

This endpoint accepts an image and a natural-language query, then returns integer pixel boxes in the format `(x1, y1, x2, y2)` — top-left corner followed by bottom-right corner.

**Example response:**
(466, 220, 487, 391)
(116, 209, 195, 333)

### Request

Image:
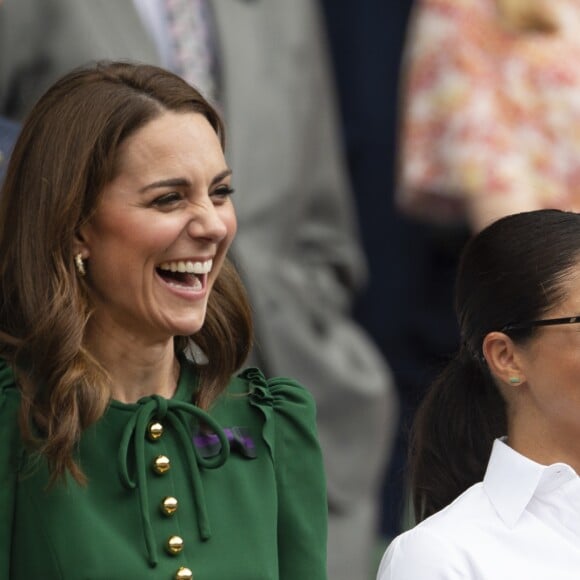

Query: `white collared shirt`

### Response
(377, 439, 580, 579)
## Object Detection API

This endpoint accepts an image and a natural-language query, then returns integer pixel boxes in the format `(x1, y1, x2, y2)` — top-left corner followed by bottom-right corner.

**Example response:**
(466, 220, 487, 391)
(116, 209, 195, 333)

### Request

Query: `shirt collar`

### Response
(483, 438, 577, 528)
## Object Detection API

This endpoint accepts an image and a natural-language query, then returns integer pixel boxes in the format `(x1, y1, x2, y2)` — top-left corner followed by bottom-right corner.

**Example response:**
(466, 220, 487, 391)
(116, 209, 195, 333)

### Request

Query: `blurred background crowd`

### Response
(3, 0, 579, 577)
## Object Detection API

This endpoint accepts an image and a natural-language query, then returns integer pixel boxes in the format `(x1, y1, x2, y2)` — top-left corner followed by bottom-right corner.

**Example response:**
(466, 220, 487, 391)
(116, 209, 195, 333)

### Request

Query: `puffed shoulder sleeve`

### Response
(247, 370, 328, 580)
(376, 527, 466, 580)
(0, 359, 20, 578)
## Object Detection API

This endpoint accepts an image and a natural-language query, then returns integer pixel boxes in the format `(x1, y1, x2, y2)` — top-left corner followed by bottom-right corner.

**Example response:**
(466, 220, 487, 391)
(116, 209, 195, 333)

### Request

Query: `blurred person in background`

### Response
(322, 0, 580, 571)
(321, 1, 460, 562)
(0, 1, 398, 578)
(399, 0, 580, 232)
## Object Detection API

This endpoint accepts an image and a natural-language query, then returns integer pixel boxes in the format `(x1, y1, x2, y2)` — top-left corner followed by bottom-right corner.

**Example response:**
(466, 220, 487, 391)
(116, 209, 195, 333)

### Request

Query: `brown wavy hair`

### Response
(0, 61, 253, 484)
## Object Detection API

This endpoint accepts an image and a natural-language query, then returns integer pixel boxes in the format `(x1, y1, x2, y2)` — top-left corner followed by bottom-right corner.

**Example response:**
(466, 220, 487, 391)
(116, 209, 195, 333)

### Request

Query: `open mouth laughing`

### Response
(156, 259, 213, 292)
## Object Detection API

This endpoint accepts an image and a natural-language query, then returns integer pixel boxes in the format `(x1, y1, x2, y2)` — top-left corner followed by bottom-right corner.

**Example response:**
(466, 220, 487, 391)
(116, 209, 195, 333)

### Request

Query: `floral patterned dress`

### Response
(398, 0, 580, 223)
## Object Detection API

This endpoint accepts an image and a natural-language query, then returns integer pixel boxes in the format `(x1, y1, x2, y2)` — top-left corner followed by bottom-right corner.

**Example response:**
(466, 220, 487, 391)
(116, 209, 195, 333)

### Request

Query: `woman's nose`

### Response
(186, 201, 229, 242)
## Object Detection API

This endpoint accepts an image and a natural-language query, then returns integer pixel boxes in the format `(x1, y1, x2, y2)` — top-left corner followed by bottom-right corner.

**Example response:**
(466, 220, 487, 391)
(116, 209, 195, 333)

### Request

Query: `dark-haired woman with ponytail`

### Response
(377, 209, 580, 579)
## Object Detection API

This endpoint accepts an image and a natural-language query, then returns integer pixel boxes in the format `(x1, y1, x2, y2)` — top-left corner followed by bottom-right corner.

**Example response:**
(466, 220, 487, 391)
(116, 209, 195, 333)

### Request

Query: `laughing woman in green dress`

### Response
(0, 61, 327, 580)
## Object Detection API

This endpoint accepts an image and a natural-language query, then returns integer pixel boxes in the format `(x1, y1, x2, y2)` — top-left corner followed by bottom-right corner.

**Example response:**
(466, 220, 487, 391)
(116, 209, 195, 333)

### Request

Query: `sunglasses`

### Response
(502, 315, 580, 332)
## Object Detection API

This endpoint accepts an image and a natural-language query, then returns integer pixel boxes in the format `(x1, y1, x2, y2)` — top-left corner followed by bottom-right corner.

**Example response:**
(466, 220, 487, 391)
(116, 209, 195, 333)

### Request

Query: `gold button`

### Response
(175, 566, 193, 580)
(166, 535, 184, 555)
(147, 421, 164, 441)
(152, 455, 170, 474)
(161, 496, 178, 516)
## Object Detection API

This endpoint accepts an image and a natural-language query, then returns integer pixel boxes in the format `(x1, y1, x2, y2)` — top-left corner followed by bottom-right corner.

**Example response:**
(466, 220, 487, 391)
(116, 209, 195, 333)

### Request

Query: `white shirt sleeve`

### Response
(377, 527, 468, 580)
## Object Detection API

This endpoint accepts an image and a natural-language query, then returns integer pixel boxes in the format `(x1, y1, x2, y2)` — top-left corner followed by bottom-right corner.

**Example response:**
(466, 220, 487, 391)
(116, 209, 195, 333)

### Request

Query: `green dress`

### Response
(0, 358, 327, 579)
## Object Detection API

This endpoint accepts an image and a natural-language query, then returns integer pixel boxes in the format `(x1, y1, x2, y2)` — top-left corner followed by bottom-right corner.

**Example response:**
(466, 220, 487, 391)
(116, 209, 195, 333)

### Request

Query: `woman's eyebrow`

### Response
(211, 168, 233, 186)
(139, 177, 191, 193)
(138, 169, 232, 193)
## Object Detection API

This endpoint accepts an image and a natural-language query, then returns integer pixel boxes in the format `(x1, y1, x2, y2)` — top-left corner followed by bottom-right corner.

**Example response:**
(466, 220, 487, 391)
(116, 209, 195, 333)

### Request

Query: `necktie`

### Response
(164, 0, 219, 103)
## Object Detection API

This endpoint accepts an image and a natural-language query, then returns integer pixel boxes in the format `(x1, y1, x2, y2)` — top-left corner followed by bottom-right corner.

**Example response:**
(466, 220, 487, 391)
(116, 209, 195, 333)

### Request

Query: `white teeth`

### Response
(189, 261, 210, 274)
(165, 276, 203, 291)
(158, 259, 213, 274)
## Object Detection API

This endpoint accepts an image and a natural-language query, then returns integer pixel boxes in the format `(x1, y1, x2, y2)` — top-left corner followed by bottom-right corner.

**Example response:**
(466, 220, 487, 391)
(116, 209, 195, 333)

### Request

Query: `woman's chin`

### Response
(166, 315, 207, 339)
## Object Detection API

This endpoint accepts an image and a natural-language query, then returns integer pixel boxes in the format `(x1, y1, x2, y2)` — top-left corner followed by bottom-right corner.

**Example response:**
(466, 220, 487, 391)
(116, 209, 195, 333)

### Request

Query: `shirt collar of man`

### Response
(483, 438, 578, 528)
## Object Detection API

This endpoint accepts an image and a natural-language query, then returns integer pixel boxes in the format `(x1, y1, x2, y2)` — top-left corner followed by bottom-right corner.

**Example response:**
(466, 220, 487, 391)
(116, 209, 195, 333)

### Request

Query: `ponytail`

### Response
(409, 345, 506, 522)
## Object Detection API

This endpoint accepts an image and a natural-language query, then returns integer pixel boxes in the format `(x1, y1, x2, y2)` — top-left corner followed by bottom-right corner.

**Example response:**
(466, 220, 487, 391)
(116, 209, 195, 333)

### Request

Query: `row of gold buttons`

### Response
(148, 421, 194, 580)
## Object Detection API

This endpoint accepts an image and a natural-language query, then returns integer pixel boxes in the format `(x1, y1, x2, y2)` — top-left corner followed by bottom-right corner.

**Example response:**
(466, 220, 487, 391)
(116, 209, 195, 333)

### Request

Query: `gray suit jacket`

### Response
(0, 0, 159, 117)
(0, 0, 396, 514)
(213, 0, 397, 511)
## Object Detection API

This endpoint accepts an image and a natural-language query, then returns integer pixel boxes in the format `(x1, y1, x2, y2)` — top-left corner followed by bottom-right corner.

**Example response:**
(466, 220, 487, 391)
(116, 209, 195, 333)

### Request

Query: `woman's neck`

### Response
(509, 421, 580, 475)
(84, 322, 179, 403)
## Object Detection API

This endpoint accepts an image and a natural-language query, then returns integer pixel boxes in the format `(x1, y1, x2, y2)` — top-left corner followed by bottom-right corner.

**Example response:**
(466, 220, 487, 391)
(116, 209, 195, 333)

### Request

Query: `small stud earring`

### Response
(509, 376, 521, 385)
(75, 253, 86, 276)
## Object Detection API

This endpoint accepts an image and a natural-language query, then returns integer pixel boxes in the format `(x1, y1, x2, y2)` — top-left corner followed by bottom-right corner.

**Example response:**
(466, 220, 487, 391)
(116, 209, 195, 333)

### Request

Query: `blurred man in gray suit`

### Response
(0, 1, 397, 577)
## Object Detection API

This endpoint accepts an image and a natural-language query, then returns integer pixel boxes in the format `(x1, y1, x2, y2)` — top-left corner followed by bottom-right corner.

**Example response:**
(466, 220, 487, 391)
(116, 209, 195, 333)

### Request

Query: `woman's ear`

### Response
(73, 225, 90, 260)
(483, 331, 527, 386)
